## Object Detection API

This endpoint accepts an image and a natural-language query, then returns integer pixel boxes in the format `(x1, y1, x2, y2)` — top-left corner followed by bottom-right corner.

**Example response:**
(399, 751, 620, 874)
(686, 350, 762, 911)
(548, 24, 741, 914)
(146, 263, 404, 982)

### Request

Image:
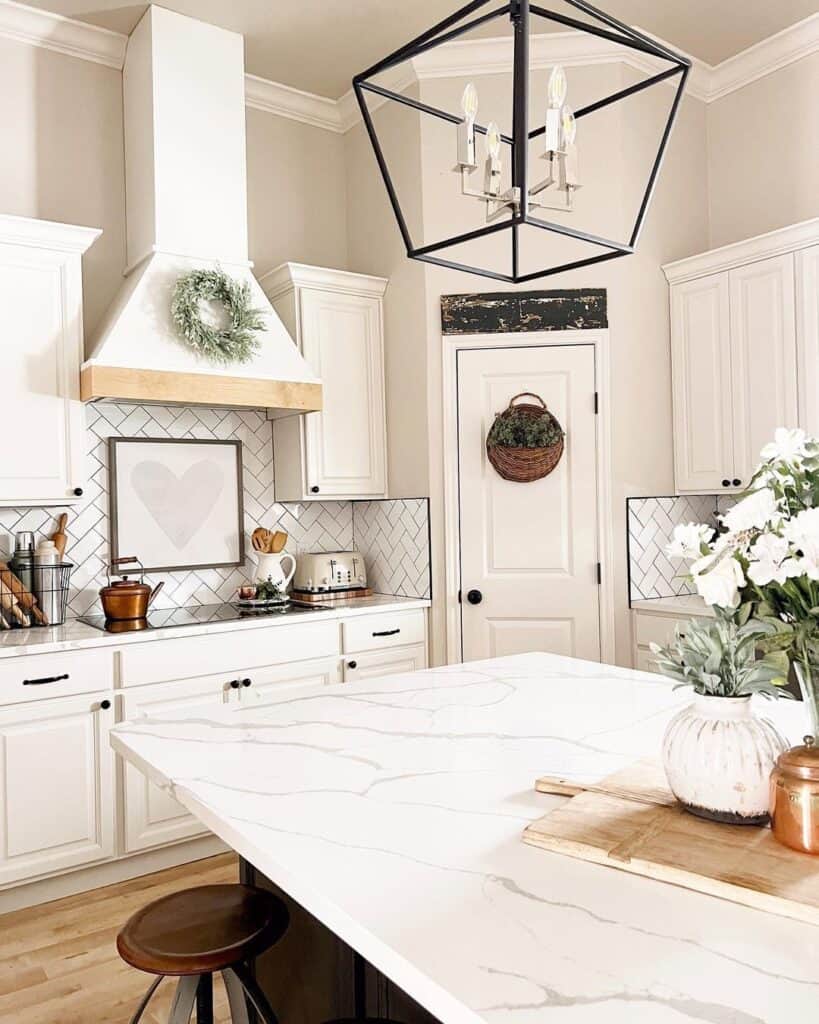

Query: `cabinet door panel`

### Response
(671, 274, 734, 492)
(343, 644, 427, 682)
(797, 245, 819, 436)
(299, 288, 387, 497)
(120, 677, 229, 852)
(237, 658, 341, 705)
(730, 254, 798, 485)
(0, 243, 85, 505)
(0, 693, 114, 885)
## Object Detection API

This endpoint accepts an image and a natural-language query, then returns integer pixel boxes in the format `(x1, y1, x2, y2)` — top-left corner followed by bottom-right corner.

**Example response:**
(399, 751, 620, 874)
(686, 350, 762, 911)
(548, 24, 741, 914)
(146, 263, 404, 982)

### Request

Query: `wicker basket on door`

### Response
(486, 392, 565, 483)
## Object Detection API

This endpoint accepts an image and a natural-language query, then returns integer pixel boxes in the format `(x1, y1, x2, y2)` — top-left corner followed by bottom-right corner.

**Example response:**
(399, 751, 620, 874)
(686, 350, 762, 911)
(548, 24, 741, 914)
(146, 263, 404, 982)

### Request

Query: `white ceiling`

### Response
(26, 0, 819, 97)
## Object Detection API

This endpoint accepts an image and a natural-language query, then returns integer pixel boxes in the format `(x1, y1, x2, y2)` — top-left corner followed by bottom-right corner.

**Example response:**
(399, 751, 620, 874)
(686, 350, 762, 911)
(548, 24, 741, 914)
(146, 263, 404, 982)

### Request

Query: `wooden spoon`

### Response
(271, 531, 288, 553)
(52, 512, 69, 559)
(0, 563, 47, 624)
(251, 528, 267, 553)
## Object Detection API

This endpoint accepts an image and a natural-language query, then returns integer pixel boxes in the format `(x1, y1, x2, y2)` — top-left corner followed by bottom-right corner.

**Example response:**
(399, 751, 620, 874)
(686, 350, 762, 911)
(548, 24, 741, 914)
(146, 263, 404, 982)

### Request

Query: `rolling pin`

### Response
(52, 513, 69, 559)
(0, 562, 47, 624)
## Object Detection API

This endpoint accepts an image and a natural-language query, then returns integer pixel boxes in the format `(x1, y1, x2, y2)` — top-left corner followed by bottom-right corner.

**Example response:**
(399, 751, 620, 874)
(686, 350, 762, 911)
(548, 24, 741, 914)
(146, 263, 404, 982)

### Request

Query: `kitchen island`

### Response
(111, 652, 818, 1024)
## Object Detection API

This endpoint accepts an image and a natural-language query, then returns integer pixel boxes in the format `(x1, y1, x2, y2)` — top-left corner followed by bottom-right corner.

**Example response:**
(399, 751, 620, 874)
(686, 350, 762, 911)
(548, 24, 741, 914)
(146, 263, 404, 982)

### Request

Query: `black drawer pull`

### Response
(372, 628, 400, 637)
(23, 673, 69, 686)
(241, 678, 252, 687)
(100, 699, 111, 710)
(229, 679, 240, 689)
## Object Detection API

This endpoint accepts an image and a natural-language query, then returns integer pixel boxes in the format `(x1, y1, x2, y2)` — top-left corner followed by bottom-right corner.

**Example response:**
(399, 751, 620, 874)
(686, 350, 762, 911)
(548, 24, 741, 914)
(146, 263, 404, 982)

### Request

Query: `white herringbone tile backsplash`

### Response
(354, 499, 431, 599)
(628, 494, 718, 601)
(0, 403, 431, 618)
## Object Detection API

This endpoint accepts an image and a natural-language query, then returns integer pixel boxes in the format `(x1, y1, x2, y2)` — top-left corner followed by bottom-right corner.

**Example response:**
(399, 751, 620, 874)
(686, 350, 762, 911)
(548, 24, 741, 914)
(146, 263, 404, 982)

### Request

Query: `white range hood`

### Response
(81, 6, 321, 414)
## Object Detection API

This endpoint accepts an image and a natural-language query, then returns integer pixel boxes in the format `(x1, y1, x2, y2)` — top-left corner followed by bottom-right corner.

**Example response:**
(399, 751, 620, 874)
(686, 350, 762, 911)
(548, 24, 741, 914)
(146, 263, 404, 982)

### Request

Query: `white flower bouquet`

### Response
(667, 428, 819, 735)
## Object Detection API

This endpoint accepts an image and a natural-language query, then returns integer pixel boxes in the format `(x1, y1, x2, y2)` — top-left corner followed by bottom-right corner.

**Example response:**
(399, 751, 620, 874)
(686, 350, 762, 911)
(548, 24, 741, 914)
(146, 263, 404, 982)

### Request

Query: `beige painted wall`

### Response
(707, 54, 819, 248)
(0, 36, 349, 341)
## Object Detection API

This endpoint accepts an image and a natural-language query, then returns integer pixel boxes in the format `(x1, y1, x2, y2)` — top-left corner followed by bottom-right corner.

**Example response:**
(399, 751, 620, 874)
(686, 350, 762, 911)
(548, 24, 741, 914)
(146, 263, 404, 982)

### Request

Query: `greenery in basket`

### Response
(650, 607, 791, 698)
(487, 409, 564, 449)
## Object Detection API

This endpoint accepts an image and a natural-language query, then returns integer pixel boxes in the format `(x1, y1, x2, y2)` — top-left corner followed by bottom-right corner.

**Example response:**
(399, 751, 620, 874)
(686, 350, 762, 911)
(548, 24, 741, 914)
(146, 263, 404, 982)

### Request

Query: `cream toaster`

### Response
(293, 551, 368, 593)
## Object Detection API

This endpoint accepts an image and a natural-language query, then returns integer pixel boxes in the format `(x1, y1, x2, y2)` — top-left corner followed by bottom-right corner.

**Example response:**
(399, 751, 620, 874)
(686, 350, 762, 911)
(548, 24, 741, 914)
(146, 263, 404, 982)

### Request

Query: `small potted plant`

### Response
(652, 609, 790, 824)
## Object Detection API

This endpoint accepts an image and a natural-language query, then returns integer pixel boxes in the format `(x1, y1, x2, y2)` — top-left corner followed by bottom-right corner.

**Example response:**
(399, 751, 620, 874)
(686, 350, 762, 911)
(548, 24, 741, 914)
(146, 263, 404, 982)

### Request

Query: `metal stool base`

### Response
(128, 965, 279, 1024)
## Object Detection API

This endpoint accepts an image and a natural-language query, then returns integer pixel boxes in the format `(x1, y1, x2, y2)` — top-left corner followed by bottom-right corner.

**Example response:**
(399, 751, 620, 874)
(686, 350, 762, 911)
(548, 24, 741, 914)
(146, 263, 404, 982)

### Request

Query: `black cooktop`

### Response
(79, 601, 332, 634)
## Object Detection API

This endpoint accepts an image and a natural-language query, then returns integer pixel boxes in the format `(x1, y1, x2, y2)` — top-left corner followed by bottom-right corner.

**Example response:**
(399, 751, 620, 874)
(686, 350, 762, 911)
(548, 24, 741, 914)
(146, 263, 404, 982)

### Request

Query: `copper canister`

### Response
(770, 736, 819, 855)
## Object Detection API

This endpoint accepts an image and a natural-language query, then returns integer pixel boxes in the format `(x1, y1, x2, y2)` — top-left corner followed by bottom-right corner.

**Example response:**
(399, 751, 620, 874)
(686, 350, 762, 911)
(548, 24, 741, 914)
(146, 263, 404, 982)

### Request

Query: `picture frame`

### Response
(109, 437, 245, 573)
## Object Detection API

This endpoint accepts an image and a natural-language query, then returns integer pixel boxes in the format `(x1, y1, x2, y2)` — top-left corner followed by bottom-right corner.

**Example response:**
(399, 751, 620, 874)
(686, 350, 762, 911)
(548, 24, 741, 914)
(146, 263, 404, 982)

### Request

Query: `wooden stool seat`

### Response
(117, 883, 288, 977)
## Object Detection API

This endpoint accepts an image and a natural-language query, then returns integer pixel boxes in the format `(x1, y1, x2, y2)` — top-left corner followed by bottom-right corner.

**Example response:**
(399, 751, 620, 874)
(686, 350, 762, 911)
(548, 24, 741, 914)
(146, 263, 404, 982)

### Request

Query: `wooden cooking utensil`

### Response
(251, 528, 267, 553)
(0, 562, 47, 624)
(0, 578, 30, 626)
(271, 531, 288, 553)
(52, 512, 69, 559)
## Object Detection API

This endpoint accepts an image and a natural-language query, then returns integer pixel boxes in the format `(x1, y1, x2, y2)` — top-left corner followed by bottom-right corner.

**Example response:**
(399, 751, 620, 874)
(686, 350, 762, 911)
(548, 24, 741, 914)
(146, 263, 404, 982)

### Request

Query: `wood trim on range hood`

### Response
(80, 364, 322, 412)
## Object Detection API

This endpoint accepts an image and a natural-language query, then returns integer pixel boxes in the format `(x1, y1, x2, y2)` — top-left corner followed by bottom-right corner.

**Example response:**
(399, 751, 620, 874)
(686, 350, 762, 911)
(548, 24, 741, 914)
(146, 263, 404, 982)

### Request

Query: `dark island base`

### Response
(240, 857, 439, 1024)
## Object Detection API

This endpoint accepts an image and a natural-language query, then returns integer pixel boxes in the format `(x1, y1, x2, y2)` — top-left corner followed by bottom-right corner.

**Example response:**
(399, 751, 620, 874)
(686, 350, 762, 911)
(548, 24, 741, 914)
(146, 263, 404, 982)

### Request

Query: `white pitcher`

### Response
(254, 551, 296, 591)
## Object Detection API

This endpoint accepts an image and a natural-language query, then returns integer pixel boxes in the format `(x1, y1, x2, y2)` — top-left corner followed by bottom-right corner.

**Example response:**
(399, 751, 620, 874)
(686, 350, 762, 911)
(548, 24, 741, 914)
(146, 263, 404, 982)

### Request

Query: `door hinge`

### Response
(593, 391, 599, 414)
(596, 562, 602, 585)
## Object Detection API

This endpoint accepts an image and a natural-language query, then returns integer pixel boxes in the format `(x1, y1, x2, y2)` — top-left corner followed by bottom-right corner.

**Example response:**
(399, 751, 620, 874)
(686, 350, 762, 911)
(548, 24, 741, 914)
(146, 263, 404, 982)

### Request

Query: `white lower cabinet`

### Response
(120, 675, 232, 853)
(236, 658, 341, 704)
(343, 644, 428, 682)
(0, 691, 115, 885)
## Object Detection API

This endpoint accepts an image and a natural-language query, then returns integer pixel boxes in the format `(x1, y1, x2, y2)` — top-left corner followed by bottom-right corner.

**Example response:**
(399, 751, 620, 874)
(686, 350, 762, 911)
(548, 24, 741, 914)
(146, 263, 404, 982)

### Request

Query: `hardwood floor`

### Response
(0, 854, 239, 1023)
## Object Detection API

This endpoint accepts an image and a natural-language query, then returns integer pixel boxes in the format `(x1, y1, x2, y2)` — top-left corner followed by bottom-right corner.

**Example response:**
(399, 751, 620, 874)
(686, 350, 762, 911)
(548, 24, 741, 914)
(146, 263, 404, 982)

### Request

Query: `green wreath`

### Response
(171, 268, 265, 365)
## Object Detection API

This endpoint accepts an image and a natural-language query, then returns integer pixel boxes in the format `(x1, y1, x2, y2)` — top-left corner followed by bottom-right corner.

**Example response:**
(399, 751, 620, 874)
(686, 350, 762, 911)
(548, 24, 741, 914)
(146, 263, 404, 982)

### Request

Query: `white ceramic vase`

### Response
(661, 694, 788, 825)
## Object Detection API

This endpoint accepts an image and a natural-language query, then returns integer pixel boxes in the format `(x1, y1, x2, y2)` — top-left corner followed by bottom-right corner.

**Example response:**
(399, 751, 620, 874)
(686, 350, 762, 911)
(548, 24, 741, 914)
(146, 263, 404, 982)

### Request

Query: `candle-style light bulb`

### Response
(544, 65, 567, 153)
(458, 82, 479, 169)
(484, 121, 502, 197)
(561, 105, 576, 147)
(547, 65, 567, 109)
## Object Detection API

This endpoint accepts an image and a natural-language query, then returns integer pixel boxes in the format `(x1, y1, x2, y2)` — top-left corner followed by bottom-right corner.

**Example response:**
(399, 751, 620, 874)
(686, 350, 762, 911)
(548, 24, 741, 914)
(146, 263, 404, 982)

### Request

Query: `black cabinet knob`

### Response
(466, 589, 483, 605)
(229, 679, 240, 689)
(241, 678, 252, 687)
(73, 487, 83, 497)
(347, 660, 357, 670)
(732, 478, 741, 487)
(310, 485, 320, 494)
(721, 479, 731, 487)
(100, 699, 111, 710)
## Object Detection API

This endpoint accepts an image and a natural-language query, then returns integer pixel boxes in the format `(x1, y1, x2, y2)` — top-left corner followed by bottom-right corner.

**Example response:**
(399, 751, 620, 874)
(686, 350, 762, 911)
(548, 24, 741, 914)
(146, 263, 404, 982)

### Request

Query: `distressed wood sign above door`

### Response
(441, 289, 607, 335)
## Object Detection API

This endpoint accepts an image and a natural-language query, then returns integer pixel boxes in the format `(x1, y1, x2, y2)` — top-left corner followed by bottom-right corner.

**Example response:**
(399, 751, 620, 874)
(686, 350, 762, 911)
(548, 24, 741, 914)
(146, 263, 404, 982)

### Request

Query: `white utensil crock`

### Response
(254, 552, 296, 590)
(662, 694, 787, 825)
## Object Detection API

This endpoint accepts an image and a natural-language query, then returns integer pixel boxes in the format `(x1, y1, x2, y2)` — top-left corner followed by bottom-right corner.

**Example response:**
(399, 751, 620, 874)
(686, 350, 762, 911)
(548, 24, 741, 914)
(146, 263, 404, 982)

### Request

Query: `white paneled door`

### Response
(457, 344, 600, 662)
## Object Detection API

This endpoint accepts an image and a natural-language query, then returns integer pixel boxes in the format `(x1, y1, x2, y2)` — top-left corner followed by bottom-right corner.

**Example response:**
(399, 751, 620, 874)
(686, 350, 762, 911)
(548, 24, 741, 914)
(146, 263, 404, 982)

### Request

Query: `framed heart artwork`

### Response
(108, 437, 245, 573)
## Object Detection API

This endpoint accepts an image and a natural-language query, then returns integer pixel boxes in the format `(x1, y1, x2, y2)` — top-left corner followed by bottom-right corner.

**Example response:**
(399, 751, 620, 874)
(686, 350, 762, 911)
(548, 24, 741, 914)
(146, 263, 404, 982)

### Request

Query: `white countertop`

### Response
(632, 595, 715, 617)
(111, 651, 818, 1024)
(0, 595, 430, 659)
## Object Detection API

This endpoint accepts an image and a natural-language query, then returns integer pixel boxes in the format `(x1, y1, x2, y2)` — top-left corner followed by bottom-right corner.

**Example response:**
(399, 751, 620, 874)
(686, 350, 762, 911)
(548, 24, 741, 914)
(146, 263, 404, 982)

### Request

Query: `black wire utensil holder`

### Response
(0, 563, 72, 629)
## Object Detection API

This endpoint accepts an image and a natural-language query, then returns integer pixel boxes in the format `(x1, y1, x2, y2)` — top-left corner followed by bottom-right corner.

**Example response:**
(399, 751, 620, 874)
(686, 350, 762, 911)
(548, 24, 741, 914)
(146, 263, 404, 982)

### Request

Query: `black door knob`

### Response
(241, 678, 252, 687)
(229, 679, 240, 689)
(732, 478, 741, 487)
(347, 660, 357, 670)
(721, 478, 731, 487)
(310, 485, 320, 494)
(466, 589, 483, 605)
(73, 487, 84, 497)
(100, 699, 111, 710)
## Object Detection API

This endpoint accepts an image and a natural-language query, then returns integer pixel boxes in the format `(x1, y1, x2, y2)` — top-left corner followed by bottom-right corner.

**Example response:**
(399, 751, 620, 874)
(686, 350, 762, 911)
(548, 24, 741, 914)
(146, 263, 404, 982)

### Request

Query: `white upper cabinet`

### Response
(0, 215, 100, 506)
(260, 264, 388, 501)
(665, 219, 817, 494)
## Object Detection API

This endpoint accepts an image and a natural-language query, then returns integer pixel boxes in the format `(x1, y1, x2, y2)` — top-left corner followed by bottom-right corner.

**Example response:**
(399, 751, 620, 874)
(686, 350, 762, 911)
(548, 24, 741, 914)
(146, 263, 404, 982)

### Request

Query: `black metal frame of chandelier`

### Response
(352, 0, 691, 283)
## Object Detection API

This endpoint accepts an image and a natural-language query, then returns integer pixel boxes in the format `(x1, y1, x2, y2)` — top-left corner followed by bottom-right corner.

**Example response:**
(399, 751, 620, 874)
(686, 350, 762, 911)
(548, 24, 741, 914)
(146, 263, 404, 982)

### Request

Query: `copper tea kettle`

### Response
(99, 557, 163, 621)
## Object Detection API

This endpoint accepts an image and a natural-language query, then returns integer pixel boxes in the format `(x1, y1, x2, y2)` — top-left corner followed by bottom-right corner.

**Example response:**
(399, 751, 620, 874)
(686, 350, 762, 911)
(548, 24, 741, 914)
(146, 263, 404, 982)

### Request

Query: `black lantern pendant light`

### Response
(353, 0, 690, 283)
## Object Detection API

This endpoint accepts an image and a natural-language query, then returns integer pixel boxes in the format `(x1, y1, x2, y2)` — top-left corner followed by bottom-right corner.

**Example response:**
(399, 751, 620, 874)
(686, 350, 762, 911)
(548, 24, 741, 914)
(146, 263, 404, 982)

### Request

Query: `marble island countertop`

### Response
(111, 652, 818, 1024)
(0, 595, 430, 659)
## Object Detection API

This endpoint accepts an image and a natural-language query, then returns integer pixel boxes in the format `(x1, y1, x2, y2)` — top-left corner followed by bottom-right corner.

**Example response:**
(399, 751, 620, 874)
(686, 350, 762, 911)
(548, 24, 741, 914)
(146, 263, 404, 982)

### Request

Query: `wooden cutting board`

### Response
(523, 760, 819, 926)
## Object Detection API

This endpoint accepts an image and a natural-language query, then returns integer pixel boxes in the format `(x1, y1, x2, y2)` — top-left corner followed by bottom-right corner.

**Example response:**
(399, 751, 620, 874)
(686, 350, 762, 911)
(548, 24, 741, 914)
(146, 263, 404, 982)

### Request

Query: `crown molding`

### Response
(245, 73, 344, 132)
(0, 0, 126, 68)
(704, 13, 819, 101)
(0, 213, 102, 253)
(662, 217, 819, 284)
(258, 261, 388, 301)
(1, 1, 816, 132)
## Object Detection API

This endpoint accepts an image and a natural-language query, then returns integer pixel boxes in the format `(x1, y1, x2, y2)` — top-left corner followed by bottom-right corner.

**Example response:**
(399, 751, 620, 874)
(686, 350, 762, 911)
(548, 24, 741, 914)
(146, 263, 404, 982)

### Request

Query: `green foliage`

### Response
(650, 610, 791, 699)
(255, 577, 283, 602)
(487, 409, 564, 449)
(171, 268, 265, 365)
